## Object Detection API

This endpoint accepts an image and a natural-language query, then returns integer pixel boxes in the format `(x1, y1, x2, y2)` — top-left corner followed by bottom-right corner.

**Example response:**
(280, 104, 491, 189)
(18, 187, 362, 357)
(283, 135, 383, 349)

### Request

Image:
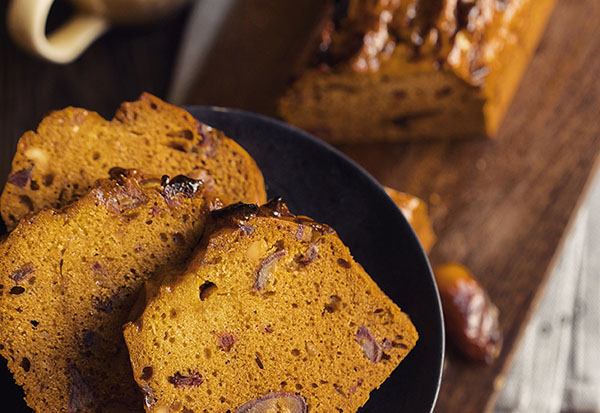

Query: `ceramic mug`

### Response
(7, 0, 191, 64)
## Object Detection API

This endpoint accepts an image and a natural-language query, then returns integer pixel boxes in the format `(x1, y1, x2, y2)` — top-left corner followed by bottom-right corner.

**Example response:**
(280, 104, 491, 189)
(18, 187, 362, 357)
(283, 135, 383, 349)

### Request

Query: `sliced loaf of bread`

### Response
(1, 93, 266, 230)
(0, 169, 213, 412)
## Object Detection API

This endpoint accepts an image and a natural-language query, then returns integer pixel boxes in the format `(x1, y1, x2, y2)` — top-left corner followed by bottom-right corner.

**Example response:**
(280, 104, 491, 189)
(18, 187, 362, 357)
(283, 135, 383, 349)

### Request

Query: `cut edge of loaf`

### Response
(124, 199, 418, 412)
(0, 92, 266, 230)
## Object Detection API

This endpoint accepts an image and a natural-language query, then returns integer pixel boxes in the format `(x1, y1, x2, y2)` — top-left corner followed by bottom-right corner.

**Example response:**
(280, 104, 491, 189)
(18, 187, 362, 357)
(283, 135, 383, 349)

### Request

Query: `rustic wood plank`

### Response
(562, 176, 600, 412)
(495, 174, 590, 412)
(495, 170, 600, 413)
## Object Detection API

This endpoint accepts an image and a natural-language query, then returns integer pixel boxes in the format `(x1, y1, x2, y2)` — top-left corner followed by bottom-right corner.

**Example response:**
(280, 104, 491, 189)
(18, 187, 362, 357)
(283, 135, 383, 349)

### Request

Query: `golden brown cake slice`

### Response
(124, 199, 418, 412)
(279, 0, 557, 142)
(0, 169, 215, 412)
(1, 92, 266, 230)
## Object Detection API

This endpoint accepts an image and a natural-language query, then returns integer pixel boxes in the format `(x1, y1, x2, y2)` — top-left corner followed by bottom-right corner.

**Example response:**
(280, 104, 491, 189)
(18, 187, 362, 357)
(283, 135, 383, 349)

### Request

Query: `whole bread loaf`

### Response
(279, 0, 557, 142)
(124, 199, 418, 412)
(0, 169, 214, 412)
(1, 93, 266, 230)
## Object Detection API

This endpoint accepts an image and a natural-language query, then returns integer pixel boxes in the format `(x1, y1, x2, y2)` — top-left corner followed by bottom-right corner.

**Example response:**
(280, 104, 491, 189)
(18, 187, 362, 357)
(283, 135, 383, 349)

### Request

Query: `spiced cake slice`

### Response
(124, 199, 418, 413)
(1, 92, 266, 230)
(0, 169, 215, 412)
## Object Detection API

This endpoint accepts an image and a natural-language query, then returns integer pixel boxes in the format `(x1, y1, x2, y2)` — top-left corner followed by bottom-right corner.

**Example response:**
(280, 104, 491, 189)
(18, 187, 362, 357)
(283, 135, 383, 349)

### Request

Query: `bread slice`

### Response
(1, 93, 266, 230)
(0, 169, 215, 412)
(124, 199, 418, 412)
(278, 0, 557, 142)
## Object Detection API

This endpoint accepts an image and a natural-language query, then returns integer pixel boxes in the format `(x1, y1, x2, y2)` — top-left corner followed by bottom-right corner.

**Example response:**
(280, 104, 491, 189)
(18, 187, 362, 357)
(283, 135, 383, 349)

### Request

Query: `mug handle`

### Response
(7, 0, 109, 64)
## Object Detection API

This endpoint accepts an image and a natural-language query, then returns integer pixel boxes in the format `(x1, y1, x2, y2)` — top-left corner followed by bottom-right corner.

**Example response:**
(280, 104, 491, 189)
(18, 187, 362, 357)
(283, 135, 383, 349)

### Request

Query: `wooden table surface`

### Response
(496, 171, 600, 412)
(1, 1, 600, 412)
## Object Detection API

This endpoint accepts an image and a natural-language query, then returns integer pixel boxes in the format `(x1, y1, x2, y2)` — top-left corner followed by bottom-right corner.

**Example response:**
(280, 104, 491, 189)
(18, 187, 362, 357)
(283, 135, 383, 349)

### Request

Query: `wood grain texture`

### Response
(496, 169, 600, 413)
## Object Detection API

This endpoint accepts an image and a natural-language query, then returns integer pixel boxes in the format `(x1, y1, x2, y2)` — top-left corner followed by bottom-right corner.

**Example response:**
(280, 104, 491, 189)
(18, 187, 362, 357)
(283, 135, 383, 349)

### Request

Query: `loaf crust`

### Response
(1, 93, 266, 230)
(279, 0, 557, 142)
(0, 170, 213, 412)
(124, 199, 418, 412)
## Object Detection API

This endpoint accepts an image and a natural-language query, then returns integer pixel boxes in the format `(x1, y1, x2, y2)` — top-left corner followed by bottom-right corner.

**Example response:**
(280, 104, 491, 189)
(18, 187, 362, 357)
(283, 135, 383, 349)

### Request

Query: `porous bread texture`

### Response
(1, 92, 266, 230)
(124, 199, 418, 413)
(0, 169, 213, 412)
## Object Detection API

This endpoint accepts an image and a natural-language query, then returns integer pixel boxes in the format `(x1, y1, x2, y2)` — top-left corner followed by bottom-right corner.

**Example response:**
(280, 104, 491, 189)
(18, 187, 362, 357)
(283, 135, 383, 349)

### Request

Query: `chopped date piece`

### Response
(8, 166, 33, 188)
(168, 371, 204, 388)
(9, 263, 34, 284)
(236, 392, 307, 413)
(298, 244, 318, 266)
(254, 249, 287, 291)
(161, 175, 202, 199)
(434, 262, 502, 364)
(239, 223, 255, 235)
(215, 332, 238, 352)
(356, 326, 382, 363)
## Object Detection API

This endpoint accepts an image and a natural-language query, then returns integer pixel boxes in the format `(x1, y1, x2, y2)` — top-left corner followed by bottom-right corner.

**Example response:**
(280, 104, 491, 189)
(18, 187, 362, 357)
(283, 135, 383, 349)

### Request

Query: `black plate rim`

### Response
(188, 105, 445, 412)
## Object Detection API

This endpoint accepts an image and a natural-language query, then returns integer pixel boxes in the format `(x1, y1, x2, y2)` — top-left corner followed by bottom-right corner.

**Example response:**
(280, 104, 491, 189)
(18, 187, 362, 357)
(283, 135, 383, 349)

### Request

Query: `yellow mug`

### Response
(7, 0, 191, 64)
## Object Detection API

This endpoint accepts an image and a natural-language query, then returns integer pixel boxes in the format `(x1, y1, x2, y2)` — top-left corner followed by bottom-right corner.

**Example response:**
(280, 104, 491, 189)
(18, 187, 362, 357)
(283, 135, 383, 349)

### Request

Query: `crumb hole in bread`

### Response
(167, 141, 188, 153)
(204, 348, 211, 359)
(255, 353, 264, 369)
(199, 282, 217, 301)
(30, 180, 39, 190)
(296, 383, 303, 390)
(20, 357, 31, 372)
(172, 233, 185, 245)
(140, 366, 153, 381)
(324, 295, 342, 314)
(291, 349, 300, 356)
(19, 195, 34, 211)
(10, 286, 25, 295)
(30, 320, 39, 327)
(159, 233, 168, 242)
(41, 173, 54, 186)
(150, 102, 158, 110)
(92, 152, 100, 160)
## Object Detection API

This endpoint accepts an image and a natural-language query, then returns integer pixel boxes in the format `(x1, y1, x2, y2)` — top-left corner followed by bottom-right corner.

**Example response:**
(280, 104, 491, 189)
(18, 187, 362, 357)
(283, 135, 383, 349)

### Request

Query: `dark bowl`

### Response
(187, 107, 444, 412)
(0, 107, 443, 412)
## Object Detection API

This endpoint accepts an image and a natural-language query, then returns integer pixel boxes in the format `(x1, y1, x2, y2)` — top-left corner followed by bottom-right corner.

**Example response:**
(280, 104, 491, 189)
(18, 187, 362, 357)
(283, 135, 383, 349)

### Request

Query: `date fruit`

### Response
(434, 263, 502, 364)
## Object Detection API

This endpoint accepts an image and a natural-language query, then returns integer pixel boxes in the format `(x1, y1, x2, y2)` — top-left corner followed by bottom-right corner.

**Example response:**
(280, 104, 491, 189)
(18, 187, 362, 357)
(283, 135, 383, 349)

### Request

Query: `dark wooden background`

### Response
(1, 0, 600, 412)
